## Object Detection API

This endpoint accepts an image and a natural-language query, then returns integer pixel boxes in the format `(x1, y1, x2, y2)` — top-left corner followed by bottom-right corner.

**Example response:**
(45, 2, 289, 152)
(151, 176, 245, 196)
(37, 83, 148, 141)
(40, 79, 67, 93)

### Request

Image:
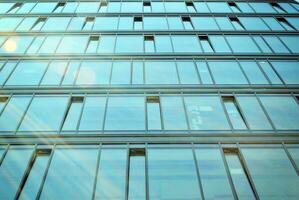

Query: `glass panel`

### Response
(144, 17, 168, 30)
(40, 147, 98, 199)
(115, 36, 143, 53)
(271, 61, 299, 84)
(259, 96, 299, 130)
(111, 62, 131, 84)
(148, 146, 201, 200)
(94, 17, 118, 30)
(0, 96, 31, 132)
(41, 62, 67, 85)
(185, 96, 230, 130)
(161, 96, 187, 130)
(263, 17, 285, 31)
(0, 36, 34, 54)
(97, 36, 116, 53)
(196, 61, 213, 84)
(145, 61, 178, 84)
(237, 96, 272, 130)
(177, 62, 199, 84)
(76, 62, 111, 85)
(172, 35, 201, 53)
(0, 62, 18, 85)
(31, 3, 56, 13)
(0, 146, 34, 200)
(38, 36, 61, 54)
(216, 17, 234, 30)
(18, 96, 68, 132)
(62, 62, 80, 85)
(76, 2, 99, 13)
(209, 36, 231, 53)
(165, 2, 187, 12)
(208, 2, 232, 13)
(280, 36, 299, 53)
(167, 17, 184, 30)
(62, 97, 83, 131)
(225, 153, 256, 200)
(249, 3, 276, 13)
(239, 61, 269, 84)
(209, 61, 248, 84)
(121, 2, 142, 12)
(287, 147, 299, 169)
(258, 61, 282, 84)
(132, 61, 144, 84)
(19, 150, 50, 200)
(0, 17, 22, 31)
(192, 17, 219, 30)
(226, 36, 260, 53)
(223, 97, 247, 130)
(155, 36, 173, 52)
(241, 146, 299, 199)
(239, 17, 269, 31)
(147, 97, 162, 130)
(105, 97, 145, 130)
(79, 96, 106, 131)
(56, 36, 88, 54)
(41, 17, 71, 31)
(195, 146, 234, 199)
(95, 147, 127, 200)
(128, 149, 146, 200)
(263, 36, 289, 53)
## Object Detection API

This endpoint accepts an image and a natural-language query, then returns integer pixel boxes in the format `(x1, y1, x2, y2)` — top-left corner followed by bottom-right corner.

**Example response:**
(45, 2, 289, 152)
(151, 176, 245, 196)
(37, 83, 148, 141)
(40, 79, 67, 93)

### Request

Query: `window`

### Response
(82, 17, 95, 30)
(155, 35, 173, 52)
(40, 146, 98, 199)
(132, 61, 144, 84)
(161, 96, 188, 130)
(177, 61, 200, 84)
(168, 17, 184, 30)
(237, 96, 272, 130)
(0, 146, 34, 200)
(6, 61, 48, 86)
(144, 35, 155, 53)
(228, 2, 241, 12)
(1, 36, 34, 54)
(128, 148, 146, 200)
(144, 17, 167, 30)
(61, 62, 80, 85)
(0, 62, 17, 86)
(184, 96, 230, 130)
(79, 96, 106, 131)
(280, 36, 299, 53)
(199, 36, 214, 52)
(7, 2, 23, 13)
(133, 16, 143, 30)
(276, 17, 295, 30)
(263, 17, 285, 31)
(18, 96, 68, 132)
(86, 36, 100, 53)
(61, 2, 78, 13)
(271, 61, 299, 84)
(208, 61, 248, 84)
(165, 2, 187, 12)
(94, 17, 118, 30)
(259, 96, 299, 130)
(76, 2, 100, 13)
(182, 16, 194, 30)
(17, 148, 51, 199)
(172, 35, 201, 53)
(145, 61, 178, 84)
(241, 145, 299, 199)
(239, 61, 269, 84)
(195, 145, 234, 199)
(0, 96, 31, 132)
(249, 3, 276, 13)
(239, 17, 269, 31)
(53, 2, 65, 13)
(143, 1, 151, 12)
(229, 17, 245, 30)
(62, 96, 84, 131)
(121, 2, 143, 12)
(16, 3, 36, 14)
(196, 61, 213, 84)
(270, 2, 286, 13)
(186, 1, 196, 12)
(38, 36, 61, 54)
(148, 145, 202, 199)
(226, 36, 260, 53)
(95, 147, 127, 200)
(31, 3, 57, 13)
(192, 17, 219, 30)
(41, 17, 71, 31)
(0, 96, 8, 111)
(110, 62, 131, 84)
(258, 61, 282, 84)
(223, 148, 257, 199)
(41, 62, 67, 85)
(209, 36, 231, 53)
(207, 2, 232, 13)
(222, 96, 247, 129)
(56, 36, 88, 54)
(115, 36, 143, 53)
(97, 36, 116, 53)
(146, 96, 162, 130)
(99, 1, 108, 13)
(105, 97, 145, 130)
(0, 17, 22, 31)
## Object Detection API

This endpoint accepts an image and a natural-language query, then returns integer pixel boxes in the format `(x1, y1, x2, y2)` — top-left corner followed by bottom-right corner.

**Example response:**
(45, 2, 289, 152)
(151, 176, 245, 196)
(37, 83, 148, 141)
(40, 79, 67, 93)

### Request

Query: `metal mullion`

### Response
(236, 58, 252, 86)
(76, 93, 87, 133)
(14, 94, 35, 135)
(255, 59, 272, 85)
(109, 61, 114, 85)
(267, 59, 287, 85)
(233, 93, 251, 131)
(14, 144, 38, 200)
(59, 60, 71, 86)
(219, 143, 238, 200)
(145, 93, 148, 133)
(145, 143, 149, 200)
(218, 92, 234, 132)
(91, 144, 102, 200)
(58, 93, 72, 133)
(35, 144, 56, 200)
(204, 59, 216, 85)
(173, 58, 181, 85)
(236, 143, 260, 200)
(191, 143, 205, 200)
(181, 93, 191, 133)
(282, 143, 299, 176)
(72, 59, 83, 86)
(255, 93, 277, 131)
(125, 143, 130, 200)
(37, 60, 52, 87)
(101, 93, 109, 132)
(192, 58, 203, 84)
(0, 144, 9, 167)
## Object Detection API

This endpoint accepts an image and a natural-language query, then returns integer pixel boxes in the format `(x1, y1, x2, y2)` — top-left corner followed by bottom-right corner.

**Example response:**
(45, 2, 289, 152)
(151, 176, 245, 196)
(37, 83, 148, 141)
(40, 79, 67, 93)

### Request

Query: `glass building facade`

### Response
(0, 0, 299, 199)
